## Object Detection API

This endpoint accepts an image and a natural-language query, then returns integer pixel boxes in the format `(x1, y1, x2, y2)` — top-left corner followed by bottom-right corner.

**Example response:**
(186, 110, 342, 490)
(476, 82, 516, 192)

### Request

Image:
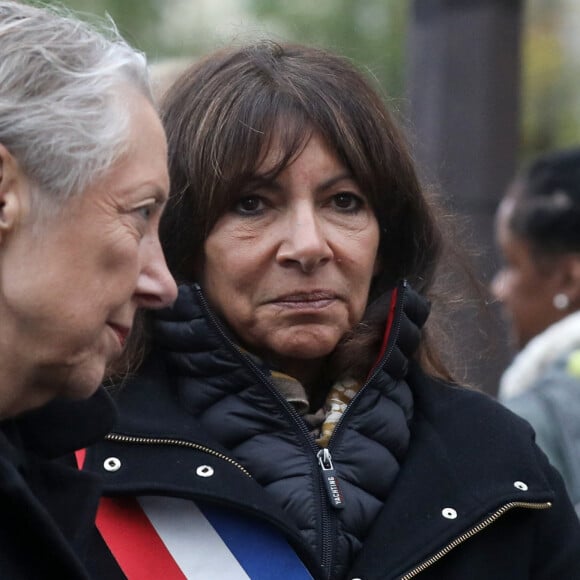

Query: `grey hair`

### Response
(0, 1, 154, 213)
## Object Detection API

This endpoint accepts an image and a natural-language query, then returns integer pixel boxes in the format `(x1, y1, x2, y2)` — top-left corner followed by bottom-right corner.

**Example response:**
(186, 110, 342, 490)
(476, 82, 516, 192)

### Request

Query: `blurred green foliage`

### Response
(43, 0, 407, 94)
(42, 0, 163, 56)
(247, 0, 408, 99)
(521, 0, 580, 161)
(38, 0, 580, 160)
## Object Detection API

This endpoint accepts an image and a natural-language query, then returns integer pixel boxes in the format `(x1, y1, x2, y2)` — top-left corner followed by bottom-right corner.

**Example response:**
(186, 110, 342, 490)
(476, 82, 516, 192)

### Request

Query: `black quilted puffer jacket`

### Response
(83, 282, 580, 579)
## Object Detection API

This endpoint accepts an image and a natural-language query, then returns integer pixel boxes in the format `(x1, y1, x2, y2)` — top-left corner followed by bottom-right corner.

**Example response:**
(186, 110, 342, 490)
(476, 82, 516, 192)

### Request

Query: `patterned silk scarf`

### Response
(271, 370, 361, 447)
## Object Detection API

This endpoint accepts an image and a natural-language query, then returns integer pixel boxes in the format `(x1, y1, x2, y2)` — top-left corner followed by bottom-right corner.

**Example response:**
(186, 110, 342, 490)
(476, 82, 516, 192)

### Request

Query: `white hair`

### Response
(0, 1, 154, 212)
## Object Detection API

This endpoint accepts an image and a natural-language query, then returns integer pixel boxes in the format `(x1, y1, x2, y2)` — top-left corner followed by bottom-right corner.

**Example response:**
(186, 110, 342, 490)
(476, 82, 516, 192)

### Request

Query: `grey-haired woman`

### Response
(0, 2, 176, 576)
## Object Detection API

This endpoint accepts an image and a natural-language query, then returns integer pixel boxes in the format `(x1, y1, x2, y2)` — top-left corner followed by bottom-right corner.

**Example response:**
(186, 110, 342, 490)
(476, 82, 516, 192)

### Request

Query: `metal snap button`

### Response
(442, 507, 458, 519)
(514, 480, 528, 491)
(196, 465, 214, 478)
(103, 457, 121, 472)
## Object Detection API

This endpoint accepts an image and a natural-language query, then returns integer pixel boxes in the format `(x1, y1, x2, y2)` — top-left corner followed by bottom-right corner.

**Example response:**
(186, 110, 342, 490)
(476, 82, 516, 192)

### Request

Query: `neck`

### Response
(272, 356, 328, 405)
(0, 366, 26, 420)
(0, 305, 56, 419)
(0, 345, 48, 420)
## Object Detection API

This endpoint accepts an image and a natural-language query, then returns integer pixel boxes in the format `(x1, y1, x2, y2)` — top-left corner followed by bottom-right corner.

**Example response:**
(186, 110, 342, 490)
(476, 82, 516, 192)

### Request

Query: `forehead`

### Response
(250, 120, 313, 174)
(257, 131, 339, 172)
(101, 92, 169, 200)
(495, 198, 517, 240)
(496, 196, 516, 223)
(501, 229, 529, 261)
(498, 226, 554, 283)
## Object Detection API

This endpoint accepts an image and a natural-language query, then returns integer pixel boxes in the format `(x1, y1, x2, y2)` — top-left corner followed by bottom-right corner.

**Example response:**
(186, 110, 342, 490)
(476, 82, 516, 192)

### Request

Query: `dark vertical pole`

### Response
(407, 0, 523, 394)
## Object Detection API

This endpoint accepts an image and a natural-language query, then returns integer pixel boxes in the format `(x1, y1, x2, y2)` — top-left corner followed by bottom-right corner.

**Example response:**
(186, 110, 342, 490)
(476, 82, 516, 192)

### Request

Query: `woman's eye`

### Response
(332, 192, 364, 212)
(234, 195, 265, 215)
(135, 205, 153, 220)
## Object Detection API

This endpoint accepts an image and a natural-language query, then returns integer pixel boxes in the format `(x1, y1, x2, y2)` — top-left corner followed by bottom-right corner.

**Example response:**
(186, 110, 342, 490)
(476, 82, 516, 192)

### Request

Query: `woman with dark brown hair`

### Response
(82, 42, 580, 579)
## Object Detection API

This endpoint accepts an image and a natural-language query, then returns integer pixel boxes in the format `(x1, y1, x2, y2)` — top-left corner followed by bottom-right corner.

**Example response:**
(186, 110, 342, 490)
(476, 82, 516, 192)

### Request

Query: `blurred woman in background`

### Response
(0, 2, 176, 576)
(493, 148, 580, 516)
(83, 43, 580, 579)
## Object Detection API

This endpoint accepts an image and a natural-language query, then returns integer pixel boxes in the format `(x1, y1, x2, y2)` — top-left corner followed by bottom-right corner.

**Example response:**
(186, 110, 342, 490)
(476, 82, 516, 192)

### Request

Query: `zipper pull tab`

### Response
(317, 448, 345, 510)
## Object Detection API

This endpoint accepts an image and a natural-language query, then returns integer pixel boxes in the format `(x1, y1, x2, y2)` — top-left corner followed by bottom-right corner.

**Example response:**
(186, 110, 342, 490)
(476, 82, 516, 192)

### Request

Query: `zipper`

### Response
(194, 282, 408, 578)
(317, 448, 345, 509)
(104, 432, 252, 478)
(326, 280, 408, 450)
(320, 280, 407, 575)
(193, 285, 318, 448)
(399, 500, 552, 579)
(194, 284, 337, 578)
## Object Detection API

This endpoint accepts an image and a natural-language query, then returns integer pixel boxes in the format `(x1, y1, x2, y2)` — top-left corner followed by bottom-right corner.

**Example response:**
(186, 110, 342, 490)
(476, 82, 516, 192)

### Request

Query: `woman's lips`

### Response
(269, 291, 339, 309)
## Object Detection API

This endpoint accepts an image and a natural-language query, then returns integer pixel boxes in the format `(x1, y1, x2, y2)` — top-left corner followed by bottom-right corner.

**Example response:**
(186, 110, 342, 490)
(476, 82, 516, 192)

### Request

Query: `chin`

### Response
(59, 362, 107, 400)
(274, 338, 339, 361)
(509, 332, 526, 352)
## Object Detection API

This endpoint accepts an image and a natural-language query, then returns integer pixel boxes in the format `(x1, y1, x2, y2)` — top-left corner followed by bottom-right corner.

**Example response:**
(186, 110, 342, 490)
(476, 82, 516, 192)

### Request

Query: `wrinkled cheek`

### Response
(350, 288, 371, 325)
(228, 306, 266, 344)
(100, 248, 140, 293)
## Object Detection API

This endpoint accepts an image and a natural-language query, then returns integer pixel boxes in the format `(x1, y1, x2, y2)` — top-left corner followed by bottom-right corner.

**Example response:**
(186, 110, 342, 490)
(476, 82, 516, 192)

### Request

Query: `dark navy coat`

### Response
(0, 389, 116, 578)
(84, 285, 580, 579)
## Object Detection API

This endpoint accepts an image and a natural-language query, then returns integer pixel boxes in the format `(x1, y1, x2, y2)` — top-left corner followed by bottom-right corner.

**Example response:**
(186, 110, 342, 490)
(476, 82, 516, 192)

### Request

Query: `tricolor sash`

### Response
(76, 450, 314, 579)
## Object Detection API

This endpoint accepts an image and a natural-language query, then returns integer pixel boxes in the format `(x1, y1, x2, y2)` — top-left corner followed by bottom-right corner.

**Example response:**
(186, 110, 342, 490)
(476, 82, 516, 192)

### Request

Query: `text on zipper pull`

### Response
(317, 448, 345, 509)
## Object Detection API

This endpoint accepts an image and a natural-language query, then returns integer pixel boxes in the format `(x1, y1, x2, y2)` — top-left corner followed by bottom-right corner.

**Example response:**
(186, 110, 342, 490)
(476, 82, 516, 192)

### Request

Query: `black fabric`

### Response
(0, 388, 116, 578)
(16, 388, 118, 458)
(83, 284, 580, 579)
(349, 365, 580, 579)
(83, 526, 127, 580)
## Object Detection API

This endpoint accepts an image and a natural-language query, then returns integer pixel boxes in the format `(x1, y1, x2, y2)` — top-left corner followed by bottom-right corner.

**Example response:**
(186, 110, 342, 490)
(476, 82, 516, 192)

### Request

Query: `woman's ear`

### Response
(0, 144, 27, 241)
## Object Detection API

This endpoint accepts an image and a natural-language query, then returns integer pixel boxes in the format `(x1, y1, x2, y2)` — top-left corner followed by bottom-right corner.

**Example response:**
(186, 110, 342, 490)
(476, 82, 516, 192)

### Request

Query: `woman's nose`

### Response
(135, 238, 178, 308)
(276, 204, 333, 273)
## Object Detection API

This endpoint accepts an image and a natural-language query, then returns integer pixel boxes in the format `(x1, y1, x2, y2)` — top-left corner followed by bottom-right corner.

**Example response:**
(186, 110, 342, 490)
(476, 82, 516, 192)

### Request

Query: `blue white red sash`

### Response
(76, 450, 314, 579)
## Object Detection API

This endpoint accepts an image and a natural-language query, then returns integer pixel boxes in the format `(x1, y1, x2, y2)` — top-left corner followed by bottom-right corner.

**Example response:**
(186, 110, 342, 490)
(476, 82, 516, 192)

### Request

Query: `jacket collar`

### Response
(98, 281, 427, 473)
(499, 310, 580, 399)
(152, 280, 428, 380)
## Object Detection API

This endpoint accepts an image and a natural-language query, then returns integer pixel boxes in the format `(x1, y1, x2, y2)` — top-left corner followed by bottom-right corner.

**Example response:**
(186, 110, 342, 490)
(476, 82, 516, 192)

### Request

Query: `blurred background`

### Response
(44, 0, 580, 395)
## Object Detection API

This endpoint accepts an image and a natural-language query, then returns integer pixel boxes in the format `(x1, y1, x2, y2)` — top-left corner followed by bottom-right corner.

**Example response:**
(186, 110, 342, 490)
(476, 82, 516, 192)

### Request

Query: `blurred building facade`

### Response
(407, 0, 523, 394)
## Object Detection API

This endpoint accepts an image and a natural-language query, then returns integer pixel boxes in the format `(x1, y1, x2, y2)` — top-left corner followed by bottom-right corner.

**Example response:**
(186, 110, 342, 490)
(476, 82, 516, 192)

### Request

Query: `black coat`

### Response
(84, 285, 580, 579)
(0, 389, 116, 579)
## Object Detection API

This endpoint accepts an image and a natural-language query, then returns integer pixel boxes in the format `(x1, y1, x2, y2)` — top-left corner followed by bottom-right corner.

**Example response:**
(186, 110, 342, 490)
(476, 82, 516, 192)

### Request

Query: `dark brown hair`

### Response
(159, 41, 452, 382)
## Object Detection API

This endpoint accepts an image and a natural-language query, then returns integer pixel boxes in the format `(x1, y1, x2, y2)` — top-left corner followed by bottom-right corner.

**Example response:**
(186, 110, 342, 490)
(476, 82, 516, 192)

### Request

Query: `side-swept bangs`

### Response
(160, 42, 442, 298)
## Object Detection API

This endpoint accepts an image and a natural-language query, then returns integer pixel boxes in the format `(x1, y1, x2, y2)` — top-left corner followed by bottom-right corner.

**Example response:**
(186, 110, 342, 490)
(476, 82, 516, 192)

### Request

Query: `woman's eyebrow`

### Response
(315, 172, 356, 194)
(249, 171, 356, 194)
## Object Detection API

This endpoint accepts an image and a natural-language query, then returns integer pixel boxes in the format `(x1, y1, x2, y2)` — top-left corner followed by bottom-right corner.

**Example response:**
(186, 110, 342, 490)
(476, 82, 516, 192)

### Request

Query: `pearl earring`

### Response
(553, 293, 570, 310)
